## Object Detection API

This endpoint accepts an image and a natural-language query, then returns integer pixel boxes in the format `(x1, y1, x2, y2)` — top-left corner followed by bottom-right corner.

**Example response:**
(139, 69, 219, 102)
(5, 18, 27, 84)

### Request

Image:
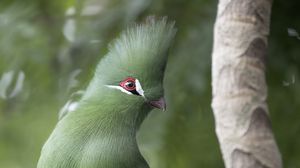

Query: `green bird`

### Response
(37, 17, 176, 168)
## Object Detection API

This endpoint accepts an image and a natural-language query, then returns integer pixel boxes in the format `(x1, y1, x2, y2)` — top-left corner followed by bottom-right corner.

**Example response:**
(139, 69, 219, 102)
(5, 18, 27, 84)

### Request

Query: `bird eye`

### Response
(120, 77, 136, 91)
(124, 81, 135, 90)
(107, 77, 143, 96)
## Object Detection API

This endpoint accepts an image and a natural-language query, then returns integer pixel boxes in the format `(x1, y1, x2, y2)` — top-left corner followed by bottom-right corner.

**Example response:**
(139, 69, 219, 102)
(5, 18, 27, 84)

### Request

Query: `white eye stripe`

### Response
(105, 78, 145, 97)
(105, 85, 133, 95)
(135, 79, 145, 97)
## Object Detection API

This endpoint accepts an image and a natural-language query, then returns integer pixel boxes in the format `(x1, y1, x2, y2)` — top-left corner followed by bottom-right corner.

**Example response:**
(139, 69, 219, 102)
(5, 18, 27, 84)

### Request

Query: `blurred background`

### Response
(0, 0, 299, 167)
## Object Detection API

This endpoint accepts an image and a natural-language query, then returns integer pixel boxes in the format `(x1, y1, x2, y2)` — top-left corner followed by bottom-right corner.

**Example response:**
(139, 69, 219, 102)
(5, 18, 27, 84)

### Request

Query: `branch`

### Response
(211, 0, 282, 167)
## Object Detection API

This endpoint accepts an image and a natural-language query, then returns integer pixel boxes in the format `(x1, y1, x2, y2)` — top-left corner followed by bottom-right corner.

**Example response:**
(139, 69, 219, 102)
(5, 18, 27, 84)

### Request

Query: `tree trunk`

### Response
(211, 0, 282, 167)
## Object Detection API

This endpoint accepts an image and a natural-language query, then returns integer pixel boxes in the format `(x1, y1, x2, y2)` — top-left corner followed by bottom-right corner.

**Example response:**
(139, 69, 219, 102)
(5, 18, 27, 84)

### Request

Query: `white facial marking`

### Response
(105, 78, 145, 97)
(135, 79, 145, 97)
(105, 85, 133, 95)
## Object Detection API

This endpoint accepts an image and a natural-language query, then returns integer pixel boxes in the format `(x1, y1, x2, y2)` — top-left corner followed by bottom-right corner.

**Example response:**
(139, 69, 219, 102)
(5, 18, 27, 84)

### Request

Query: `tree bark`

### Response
(211, 0, 282, 168)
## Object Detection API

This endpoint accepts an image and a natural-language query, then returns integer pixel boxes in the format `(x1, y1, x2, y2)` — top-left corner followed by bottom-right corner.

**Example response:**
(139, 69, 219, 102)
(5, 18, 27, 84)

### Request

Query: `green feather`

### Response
(37, 17, 176, 168)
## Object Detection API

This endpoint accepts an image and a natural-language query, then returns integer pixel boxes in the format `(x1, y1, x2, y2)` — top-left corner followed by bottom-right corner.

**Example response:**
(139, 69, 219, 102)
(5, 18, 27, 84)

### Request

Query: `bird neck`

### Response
(78, 87, 151, 136)
(77, 97, 149, 135)
(59, 93, 151, 167)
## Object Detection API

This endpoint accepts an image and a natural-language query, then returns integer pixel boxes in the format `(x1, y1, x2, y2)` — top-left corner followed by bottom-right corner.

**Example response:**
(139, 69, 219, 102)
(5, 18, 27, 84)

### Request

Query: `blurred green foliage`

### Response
(0, 0, 299, 168)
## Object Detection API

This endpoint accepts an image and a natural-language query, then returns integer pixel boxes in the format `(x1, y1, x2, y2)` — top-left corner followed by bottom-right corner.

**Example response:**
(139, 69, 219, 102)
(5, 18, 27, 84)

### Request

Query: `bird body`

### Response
(37, 17, 176, 168)
(38, 93, 150, 168)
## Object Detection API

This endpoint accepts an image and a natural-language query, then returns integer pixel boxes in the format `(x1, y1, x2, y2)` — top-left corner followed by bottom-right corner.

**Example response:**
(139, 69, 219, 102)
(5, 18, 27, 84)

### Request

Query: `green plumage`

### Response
(37, 17, 176, 168)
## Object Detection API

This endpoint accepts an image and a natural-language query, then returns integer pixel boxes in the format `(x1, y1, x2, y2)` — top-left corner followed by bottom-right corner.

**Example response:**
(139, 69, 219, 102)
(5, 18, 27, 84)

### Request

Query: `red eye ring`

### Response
(120, 77, 136, 91)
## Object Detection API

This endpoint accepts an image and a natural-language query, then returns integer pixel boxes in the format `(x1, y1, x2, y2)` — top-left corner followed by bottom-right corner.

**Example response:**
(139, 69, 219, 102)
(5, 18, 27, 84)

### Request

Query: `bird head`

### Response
(83, 17, 176, 116)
